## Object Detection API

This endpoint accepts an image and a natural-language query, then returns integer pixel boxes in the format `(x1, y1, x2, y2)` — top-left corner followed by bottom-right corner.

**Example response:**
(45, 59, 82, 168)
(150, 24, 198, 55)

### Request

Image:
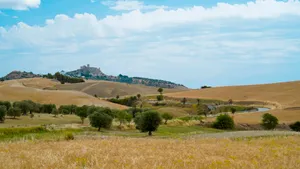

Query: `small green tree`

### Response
(89, 112, 113, 131)
(116, 110, 132, 126)
(197, 104, 210, 117)
(116, 95, 120, 99)
(137, 94, 141, 100)
(162, 113, 173, 124)
(289, 121, 300, 132)
(231, 108, 236, 115)
(212, 114, 235, 130)
(52, 108, 59, 117)
(261, 113, 278, 130)
(136, 111, 162, 136)
(158, 88, 163, 95)
(7, 107, 21, 119)
(0, 106, 7, 122)
(75, 106, 89, 124)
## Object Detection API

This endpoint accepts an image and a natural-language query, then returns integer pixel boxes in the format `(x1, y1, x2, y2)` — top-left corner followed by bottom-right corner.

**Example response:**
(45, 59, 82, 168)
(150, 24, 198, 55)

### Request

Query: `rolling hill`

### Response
(167, 81, 300, 123)
(0, 79, 126, 109)
(54, 80, 187, 98)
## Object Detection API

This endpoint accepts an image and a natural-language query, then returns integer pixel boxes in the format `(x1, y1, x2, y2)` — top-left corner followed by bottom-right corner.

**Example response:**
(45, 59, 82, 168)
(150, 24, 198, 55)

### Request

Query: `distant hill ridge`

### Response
(1, 65, 187, 89)
(1, 71, 41, 81)
(65, 64, 187, 89)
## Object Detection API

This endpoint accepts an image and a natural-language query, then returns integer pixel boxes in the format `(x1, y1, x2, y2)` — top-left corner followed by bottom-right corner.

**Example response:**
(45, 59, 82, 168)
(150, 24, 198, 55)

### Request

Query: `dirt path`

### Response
(192, 131, 300, 138)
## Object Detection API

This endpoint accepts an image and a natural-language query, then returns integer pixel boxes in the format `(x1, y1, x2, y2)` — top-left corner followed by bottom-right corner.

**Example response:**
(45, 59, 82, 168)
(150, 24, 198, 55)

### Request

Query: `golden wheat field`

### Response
(0, 136, 299, 169)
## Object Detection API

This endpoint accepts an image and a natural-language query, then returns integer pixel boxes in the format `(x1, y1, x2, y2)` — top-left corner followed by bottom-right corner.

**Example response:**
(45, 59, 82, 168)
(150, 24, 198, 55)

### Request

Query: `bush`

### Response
(156, 95, 164, 101)
(179, 115, 203, 122)
(261, 113, 278, 130)
(212, 114, 234, 130)
(64, 132, 75, 141)
(153, 102, 166, 106)
(289, 121, 300, 132)
(135, 110, 162, 136)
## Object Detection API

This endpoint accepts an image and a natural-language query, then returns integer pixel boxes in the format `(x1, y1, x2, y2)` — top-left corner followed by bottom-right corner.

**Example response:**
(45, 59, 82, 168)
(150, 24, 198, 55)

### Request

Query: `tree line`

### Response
(43, 72, 84, 84)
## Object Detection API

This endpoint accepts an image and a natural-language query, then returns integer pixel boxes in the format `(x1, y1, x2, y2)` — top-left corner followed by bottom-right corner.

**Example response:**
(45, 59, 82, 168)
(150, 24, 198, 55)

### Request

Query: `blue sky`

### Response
(1, 0, 300, 88)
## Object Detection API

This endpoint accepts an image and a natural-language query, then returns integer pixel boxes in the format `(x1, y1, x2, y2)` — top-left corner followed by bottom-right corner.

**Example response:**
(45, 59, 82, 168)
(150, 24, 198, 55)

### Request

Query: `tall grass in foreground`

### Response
(0, 136, 300, 169)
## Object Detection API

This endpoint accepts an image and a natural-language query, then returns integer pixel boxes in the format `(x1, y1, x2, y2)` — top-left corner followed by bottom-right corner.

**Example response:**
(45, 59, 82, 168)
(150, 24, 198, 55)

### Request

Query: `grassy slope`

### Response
(55, 80, 186, 98)
(0, 114, 84, 128)
(1, 136, 300, 169)
(0, 79, 126, 109)
(167, 81, 300, 123)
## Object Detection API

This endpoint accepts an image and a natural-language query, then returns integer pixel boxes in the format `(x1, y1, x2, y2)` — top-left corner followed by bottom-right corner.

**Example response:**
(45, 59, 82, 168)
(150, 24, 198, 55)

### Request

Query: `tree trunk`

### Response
(148, 131, 152, 136)
(98, 127, 101, 131)
(164, 120, 168, 125)
(81, 118, 84, 124)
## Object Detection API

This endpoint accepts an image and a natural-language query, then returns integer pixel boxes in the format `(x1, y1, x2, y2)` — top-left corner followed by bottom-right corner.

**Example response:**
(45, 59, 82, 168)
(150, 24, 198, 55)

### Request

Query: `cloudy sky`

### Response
(0, 0, 300, 88)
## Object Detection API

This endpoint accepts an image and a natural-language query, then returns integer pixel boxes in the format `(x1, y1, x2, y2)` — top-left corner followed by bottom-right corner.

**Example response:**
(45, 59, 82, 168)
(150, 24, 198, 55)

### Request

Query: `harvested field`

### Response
(0, 79, 126, 109)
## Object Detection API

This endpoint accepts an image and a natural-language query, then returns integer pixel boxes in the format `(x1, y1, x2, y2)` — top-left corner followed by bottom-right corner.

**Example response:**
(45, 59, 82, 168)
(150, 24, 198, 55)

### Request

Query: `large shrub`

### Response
(135, 110, 162, 136)
(212, 114, 234, 130)
(261, 113, 278, 130)
(289, 121, 300, 132)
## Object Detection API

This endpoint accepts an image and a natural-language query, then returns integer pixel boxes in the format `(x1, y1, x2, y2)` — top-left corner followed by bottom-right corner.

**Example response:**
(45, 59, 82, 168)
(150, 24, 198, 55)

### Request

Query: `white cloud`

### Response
(1, 0, 300, 87)
(0, 0, 40, 10)
(102, 0, 168, 11)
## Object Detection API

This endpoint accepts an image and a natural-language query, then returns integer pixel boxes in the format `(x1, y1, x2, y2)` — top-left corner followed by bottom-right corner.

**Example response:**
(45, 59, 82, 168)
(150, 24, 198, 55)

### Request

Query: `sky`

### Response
(0, 0, 300, 88)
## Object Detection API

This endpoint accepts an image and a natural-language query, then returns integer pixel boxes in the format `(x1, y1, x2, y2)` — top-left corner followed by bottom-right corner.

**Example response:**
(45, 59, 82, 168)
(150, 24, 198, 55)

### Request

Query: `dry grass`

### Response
(0, 79, 126, 109)
(167, 81, 300, 123)
(18, 78, 59, 89)
(0, 136, 300, 169)
(56, 80, 186, 98)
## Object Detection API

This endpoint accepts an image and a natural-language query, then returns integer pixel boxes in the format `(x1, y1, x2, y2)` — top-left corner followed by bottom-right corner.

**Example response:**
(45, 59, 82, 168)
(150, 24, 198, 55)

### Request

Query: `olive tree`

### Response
(135, 110, 162, 136)
(261, 113, 278, 130)
(89, 111, 113, 131)
(116, 110, 132, 126)
(0, 106, 7, 122)
(7, 107, 21, 119)
(75, 105, 89, 124)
